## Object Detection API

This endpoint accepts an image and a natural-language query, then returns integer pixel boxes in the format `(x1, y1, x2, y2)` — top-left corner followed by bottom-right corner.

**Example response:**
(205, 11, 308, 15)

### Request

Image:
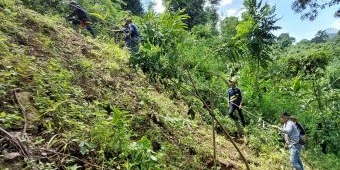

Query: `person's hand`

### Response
(270, 125, 279, 130)
(239, 105, 242, 109)
(284, 143, 289, 149)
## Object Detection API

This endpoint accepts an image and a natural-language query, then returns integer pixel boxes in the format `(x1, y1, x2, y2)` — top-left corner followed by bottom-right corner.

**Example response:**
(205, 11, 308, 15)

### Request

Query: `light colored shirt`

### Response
(279, 120, 300, 147)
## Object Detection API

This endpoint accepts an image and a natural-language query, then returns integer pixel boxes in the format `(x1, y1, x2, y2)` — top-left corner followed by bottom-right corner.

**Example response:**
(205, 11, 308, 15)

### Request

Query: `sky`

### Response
(141, 0, 340, 42)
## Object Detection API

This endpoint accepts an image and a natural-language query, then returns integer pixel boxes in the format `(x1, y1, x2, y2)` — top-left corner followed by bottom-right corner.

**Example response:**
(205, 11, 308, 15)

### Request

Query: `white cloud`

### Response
(237, 8, 247, 18)
(154, 0, 165, 13)
(226, 9, 237, 17)
(332, 20, 340, 29)
(220, 8, 246, 20)
(220, 0, 233, 6)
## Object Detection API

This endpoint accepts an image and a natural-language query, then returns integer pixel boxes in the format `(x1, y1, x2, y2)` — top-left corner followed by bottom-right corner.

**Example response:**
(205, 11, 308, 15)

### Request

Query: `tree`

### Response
(122, 0, 144, 15)
(165, 0, 205, 29)
(291, 0, 340, 20)
(131, 10, 190, 82)
(285, 45, 333, 109)
(147, 1, 156, 12)
(237, 0, 281, 67)
(235, 0, 280, 99)
(191, 25, 215, 39)
(311, 30, 329, 43)
(165, 0, 220, 29)
(204, 5, 219, 28)
(276, 33, 295, 49)
(220, 16, 239, 40)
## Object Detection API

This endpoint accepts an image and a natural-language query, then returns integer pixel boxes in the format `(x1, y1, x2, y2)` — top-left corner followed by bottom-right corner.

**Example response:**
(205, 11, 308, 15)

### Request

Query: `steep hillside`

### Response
(0, 1, 298, 170)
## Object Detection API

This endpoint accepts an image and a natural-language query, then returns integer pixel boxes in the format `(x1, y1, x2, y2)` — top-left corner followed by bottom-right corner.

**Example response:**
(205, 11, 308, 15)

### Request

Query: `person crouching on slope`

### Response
(124, 18, 140, 52)
(67, 1, 96, 38)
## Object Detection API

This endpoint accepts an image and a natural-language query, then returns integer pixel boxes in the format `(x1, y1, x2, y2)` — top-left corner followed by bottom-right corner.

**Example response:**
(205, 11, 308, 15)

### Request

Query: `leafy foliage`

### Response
(220, 16, 239, 40)
(1, 0, 340, 169)
(131, 10, 189, 82)
(233, 0, 281, 101)
(122, 0, 144, 16)
(291, 0, 340, 20)
(22, 0, 128, 37)
(311, 30, 330, 43)
(165, 0, 220, 29)
(237, 0, 281, 67)
(276, 33, 296, 50)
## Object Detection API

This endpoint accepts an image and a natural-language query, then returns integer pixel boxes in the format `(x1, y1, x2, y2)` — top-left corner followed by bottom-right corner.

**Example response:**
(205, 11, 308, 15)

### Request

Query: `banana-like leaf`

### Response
(293, 75, 301, 93)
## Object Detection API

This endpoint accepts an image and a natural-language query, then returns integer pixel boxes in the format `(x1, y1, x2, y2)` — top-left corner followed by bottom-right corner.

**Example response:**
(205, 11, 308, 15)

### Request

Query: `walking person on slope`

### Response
(124, 18, 140, 52)
(272, 112, 304, 170)
(227, 77, 246, 127)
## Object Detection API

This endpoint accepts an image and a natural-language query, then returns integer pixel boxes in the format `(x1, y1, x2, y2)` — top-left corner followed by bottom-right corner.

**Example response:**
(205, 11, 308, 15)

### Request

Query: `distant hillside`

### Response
(325, 28, 338, 39)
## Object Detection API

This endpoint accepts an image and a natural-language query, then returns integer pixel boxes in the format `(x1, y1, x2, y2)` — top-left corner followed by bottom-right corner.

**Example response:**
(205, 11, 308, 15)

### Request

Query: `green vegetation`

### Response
(292, 0, 340, 20)
(0, 0, 339, 169)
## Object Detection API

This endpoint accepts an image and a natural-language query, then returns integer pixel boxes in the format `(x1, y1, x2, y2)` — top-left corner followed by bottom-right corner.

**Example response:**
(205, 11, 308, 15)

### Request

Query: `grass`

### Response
(0, 1, 314, 170)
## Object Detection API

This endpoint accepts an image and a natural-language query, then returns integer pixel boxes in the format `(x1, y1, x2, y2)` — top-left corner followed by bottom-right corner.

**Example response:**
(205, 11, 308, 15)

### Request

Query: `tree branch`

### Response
(37, 148, 102, 169)
(186, 72, 251, 170)
(0, 127, 30, 158)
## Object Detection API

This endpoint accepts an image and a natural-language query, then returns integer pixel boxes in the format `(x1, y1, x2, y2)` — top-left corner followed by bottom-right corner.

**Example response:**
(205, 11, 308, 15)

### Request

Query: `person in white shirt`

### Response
(272, 112, 304, 170)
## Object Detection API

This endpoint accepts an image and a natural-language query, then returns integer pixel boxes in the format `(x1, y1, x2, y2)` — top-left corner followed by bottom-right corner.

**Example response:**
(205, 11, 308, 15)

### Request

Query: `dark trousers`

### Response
(229, 103, 246, 126)
(126, 36, 140, 53)
(71, 19, 96, 38)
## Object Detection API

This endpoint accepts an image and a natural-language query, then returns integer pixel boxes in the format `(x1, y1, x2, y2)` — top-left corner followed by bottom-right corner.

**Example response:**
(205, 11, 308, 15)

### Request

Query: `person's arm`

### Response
(272, 122, 293, 134)
(284, 134, 289, 148)
(279, 122, 293, 134)
(126, 24, 134, 36)
(113, 29, 124, 33)
(67, 9, 76, 19)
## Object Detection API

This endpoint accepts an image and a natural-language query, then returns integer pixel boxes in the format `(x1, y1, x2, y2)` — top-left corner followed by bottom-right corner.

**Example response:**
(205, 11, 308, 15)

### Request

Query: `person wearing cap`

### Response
(124, 17, 140, 52)
(290, 115, 306, 145)
(272, 112, 304, 170)
(227, 77, 246, 127)
(67, 1, 96, 38)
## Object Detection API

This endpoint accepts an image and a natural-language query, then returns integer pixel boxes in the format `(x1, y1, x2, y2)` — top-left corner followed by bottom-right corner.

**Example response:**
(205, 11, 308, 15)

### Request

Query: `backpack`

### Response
(296, 122, 307, 145)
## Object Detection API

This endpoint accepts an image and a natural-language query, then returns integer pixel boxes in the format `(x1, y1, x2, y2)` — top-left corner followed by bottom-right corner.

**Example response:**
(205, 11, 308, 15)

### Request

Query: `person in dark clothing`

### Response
(227, 77, 246, 127)
(124, 18, 140, 52)
(67, 1, 96, 38)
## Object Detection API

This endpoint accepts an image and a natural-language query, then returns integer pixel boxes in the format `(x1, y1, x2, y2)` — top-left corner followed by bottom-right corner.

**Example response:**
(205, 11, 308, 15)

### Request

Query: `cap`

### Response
(290, 115, 297, 120)
(229, 77, 237, 83)
(125, 17, 132, 22)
